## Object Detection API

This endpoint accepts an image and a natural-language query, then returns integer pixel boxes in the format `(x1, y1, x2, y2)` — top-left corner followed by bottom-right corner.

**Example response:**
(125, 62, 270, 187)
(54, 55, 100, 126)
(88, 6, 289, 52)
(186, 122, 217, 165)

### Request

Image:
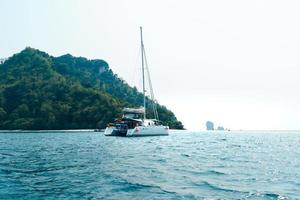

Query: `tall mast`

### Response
(140, 26, 146, 120)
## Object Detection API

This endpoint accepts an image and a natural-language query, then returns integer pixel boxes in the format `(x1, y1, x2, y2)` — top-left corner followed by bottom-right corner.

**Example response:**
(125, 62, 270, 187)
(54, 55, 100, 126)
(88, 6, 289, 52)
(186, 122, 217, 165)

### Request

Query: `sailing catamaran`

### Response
(104, 27, 169, 137)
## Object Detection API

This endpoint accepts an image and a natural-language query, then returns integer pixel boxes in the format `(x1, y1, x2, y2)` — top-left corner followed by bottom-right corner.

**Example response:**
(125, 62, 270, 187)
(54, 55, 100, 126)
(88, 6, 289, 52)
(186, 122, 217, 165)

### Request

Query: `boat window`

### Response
(124, 113, 143, 119)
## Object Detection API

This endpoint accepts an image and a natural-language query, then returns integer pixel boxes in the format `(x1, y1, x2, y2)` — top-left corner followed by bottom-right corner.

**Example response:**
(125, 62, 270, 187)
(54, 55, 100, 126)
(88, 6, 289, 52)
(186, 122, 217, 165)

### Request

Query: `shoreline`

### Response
(0, 129, 97, 133)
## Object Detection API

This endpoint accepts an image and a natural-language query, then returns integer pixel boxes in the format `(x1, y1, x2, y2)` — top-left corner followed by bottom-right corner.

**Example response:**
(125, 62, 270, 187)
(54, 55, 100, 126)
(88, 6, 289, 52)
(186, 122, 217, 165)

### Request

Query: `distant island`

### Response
(206, 121, 214, 130)
(216, 126, 225, 131)
(206, 121, 227, 131)
(0, 47, 184, 130)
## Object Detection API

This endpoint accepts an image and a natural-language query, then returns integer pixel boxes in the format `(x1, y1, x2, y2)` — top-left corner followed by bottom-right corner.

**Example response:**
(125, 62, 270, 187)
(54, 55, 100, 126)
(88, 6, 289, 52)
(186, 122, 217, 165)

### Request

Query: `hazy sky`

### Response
(1, 0, 300, 130)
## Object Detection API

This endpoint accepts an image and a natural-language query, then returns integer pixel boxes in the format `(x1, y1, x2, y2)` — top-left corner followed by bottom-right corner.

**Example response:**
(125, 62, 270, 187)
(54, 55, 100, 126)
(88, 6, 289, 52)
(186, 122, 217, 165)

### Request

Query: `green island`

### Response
(0, 48, 184, 130)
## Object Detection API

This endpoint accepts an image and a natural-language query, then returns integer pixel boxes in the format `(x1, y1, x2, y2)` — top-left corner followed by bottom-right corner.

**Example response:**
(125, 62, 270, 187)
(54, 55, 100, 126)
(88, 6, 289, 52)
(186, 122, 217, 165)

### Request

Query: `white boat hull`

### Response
(104, 125, 169, 137)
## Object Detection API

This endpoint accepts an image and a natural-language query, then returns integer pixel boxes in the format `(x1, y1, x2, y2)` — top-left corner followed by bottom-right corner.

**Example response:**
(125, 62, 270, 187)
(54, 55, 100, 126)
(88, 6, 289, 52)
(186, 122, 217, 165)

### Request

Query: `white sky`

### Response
(1, 0, 300, 130)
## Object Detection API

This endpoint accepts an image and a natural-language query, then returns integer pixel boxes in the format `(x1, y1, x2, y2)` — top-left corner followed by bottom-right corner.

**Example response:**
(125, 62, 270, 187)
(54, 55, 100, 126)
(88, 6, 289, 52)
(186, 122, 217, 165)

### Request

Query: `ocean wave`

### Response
(247, 192, 287, 199)
(0, 165, 86, 174)
(110, 178, 180, 197)
(198, 181, 247, 194)
(206, 169, 226, 175)
(181, 153, 191, 157)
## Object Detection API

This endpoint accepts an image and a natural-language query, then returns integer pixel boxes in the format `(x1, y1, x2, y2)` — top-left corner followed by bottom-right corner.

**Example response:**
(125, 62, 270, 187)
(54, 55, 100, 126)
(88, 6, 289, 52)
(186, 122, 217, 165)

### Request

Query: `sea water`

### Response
(0, 130, 299, 199)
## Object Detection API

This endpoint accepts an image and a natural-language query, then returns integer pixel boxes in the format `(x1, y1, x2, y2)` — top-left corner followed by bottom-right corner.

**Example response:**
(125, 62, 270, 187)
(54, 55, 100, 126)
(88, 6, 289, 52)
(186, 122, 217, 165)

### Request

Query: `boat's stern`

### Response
(104, 123, 128, 137)
(104, 127, 115, 136)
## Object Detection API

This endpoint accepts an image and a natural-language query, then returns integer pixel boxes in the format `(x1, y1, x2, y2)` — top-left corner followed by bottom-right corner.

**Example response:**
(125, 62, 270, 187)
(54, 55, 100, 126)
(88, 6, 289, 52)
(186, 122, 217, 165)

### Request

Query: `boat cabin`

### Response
(122, 107, 145, 119)
(143, 119, 163, 126)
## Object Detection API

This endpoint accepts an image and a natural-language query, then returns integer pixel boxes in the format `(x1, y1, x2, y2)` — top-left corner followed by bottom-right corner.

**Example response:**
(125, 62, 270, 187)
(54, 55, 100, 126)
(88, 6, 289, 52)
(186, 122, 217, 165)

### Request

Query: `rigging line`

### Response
(143, 46, 159, 120)
(140, 27, 146, 120)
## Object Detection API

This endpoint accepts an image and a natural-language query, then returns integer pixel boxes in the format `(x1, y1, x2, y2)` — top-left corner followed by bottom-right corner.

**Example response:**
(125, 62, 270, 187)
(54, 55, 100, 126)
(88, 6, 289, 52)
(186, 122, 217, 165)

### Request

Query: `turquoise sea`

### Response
(0, 130, 300, 199)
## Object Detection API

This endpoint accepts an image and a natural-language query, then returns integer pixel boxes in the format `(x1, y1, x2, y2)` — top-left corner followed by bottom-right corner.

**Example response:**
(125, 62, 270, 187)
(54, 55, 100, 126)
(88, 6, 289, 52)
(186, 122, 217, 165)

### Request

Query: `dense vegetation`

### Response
(0, 48, 184, 130)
